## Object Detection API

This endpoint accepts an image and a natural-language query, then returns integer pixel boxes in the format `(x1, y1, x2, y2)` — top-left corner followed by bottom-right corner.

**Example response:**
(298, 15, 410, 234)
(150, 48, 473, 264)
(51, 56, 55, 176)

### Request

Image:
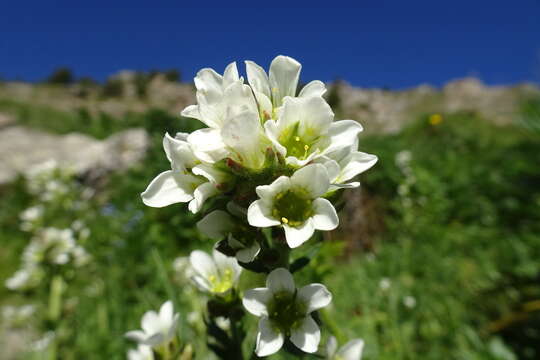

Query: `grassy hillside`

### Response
(0, 97, 539, 359)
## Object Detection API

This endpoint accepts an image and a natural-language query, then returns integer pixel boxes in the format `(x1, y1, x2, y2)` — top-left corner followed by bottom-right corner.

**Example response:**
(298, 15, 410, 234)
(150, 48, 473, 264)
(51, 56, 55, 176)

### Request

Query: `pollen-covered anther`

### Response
(281, 217, 289, 224)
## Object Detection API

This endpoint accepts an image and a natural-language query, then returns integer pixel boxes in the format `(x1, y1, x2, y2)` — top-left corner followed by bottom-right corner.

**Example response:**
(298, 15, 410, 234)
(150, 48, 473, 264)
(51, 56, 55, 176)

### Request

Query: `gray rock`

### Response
(0, 127, 149, 184)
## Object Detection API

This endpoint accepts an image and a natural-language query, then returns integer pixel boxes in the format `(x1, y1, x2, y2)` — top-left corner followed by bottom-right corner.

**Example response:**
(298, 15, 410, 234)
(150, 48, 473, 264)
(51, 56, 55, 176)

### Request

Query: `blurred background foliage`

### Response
(0, 81, 539, 359)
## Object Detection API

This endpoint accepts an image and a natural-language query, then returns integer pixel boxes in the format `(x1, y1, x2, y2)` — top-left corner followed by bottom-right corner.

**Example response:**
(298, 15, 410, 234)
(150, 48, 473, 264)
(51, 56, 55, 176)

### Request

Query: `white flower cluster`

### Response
(140, 55, 374, 358)
(142, 54, 376, 252)
(25, 160, 72, 202)
(5, 227, 90, 291)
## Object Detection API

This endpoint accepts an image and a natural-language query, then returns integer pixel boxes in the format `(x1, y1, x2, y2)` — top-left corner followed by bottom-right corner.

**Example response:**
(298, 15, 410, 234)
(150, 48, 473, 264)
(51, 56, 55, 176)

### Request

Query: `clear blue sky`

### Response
(1, 0, 539, 89)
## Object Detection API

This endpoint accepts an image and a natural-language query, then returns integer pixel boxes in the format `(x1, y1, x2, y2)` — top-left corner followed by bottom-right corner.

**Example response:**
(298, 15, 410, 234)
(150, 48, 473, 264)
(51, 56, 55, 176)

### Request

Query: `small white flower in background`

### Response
(379, 278, 391, 291)
(141, 132, 229, 213)
(125, 301, 179, 348)
(395, 150, 412, 169)
(32, 331, 56, 352)
(247, 164, 338, 248)
(2, 304, 36, 326)
(189, 249, 242, 295)
(326, 336, 364, 360)
(215, 316, 231, 331)
(127, 345, 154, 360)
(5, 267, 43, 291)
(243, 268, 332, 356)
(20, 205, 44, 222)
(20, 227, 90, 268)
(403, 296, 417, 309)
(187, 311, 201, 326)
(197, 209, 260, 263)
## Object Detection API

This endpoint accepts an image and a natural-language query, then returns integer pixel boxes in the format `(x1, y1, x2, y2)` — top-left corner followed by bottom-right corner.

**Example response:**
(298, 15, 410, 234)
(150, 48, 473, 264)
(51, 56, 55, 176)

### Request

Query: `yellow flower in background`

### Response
(429, 113, 443, 126)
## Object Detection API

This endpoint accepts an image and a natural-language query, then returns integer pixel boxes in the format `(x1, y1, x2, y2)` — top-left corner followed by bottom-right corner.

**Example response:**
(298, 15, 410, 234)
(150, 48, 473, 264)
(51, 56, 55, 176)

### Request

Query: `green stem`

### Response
(48, 275, 64, 322)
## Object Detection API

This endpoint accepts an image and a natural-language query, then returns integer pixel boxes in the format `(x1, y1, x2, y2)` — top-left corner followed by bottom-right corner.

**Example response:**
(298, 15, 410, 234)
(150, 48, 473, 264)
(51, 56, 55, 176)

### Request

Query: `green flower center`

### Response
(208, 268, 234, 294)
(278, 122, 314, 160)
(267, 291, 307, 335)
(272, 189, 313, 227)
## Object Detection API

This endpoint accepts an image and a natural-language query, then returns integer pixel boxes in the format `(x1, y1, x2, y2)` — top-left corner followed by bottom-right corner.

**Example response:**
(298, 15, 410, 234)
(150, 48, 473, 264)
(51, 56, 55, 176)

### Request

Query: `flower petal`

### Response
(269, 55, 301, 106)
(297, 283, 332, 313)
(278, 96, 333, 142)
(247, 200, 280, 227)
(283, 219, 316, 248)
(245, 60, 270, 98)
(326, 336, 338, 358)
(191, 163, 227, 185)
(189, 250, 217, 279)
(194, 68, 223, 104)
(290, 164, 330, 198)
(197, 210, 234, 240)
(325, 120, 364, 154)
(125, 330, 147, 343)
(163, 132, 196, 170)
(289, 315, 321, 353)
(298, 80, 327, 98)
(255, 317, 284, 357)
(236, 241, 261, 263)
(141, 310, 161, 334)
(221, 110, 268, 169)
(188, 182, 218, 214)
(191, 274, 212, 292)
(338, 152, 378, 183)
(266, 268, 295, 294)
(312, 198, 339, 231)
(212, 248, 242, 281)
(180, 104, 201, 121)
(243, 288, 272, 316)
(222, 62, 240, 88)
(159, 301, 174, 324)
(187, 128, 229, 163)
(336, 339, 365, 360)
(255, 176, 291, 199)
(141, 171, 194, 208)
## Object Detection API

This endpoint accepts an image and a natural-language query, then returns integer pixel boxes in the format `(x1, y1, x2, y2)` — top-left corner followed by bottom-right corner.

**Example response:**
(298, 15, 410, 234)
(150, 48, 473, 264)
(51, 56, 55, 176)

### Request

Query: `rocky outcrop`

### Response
(0, 127, 149, 184)
(335, 78, 540, 134)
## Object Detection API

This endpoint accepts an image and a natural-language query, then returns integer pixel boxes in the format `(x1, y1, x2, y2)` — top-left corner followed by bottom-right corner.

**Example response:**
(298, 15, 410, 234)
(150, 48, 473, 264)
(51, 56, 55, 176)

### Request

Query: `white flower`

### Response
(319, 146, 378, 190)
(245, 55, 325, 118)
(20, 205, 44, 222)
(187, 82, 271, 170)
(247, 164, 338, 248)
(2, 304, 36, 325)
(403, 296, 417, 309)
(379, 278, 391, 291)
(127, 345, 154, 360)
(21, 227, 89, 268)
(141, 133, 228, 213)
(181, 62, 244, 129)
(189, 249, 242, 294)
(326, 336, 364, 360)
(264, 96, 363, 167)
(5, 267, 43, 291)
(243, 268, 332, 356)
(197, 210, 261, 263)
(32, 331, 55, 351)
(125, 301, 179, 348)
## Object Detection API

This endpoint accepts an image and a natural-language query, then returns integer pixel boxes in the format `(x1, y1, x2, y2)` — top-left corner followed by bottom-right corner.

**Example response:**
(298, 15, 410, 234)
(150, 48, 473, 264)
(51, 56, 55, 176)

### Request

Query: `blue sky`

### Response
(1, 0, 539, 88)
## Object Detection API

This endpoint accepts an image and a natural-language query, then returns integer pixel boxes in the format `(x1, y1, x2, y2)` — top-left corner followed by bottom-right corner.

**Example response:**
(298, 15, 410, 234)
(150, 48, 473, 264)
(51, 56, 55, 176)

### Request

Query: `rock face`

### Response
(335, 78, 540, 134)
(0, 127, 149, 184)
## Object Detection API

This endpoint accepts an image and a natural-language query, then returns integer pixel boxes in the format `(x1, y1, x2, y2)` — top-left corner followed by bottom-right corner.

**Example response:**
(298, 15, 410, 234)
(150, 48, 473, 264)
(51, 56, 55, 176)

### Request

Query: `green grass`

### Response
(0, 102, 539, 359)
